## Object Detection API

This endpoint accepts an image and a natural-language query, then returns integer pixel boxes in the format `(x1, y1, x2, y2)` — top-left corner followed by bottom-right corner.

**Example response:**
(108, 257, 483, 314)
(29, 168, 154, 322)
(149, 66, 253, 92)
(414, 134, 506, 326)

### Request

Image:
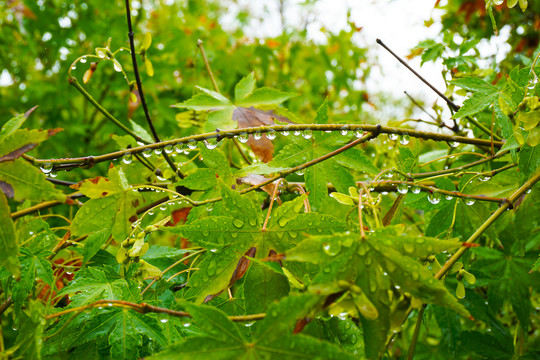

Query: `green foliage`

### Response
(0, 1, 539, 360)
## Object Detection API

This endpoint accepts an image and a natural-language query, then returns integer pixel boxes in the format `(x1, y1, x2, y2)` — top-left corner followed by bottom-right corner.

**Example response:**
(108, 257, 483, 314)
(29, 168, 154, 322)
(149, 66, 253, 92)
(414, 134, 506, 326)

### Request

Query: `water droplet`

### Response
(411, 186, 421, 194)
(96, 48, 107, 58)
(301, 130, 312, 139)
(49, 170, 58, 178)
(71, 65, 77, 70)
(281, 129, 290, 136)
(142, 148, 152, 158)
(339, 126, 349, 136)
(295, 169, 305, 176)
(464, 198, 475, 206)
(354, 130, 363, 138)
(322, 242, 341, 256)
(233, 219, 244, 228)
(153, 148, 162, 155)
(253, 131, 263, 141)
(397, 183, 408, 194)
(40, 163, 53, 174)
(164, 145, 174, 154)
(187, 140, 198, 149)
(113, 62, 122, 72)
(357, 242, 369, 256)
(427, 192, 441, 205)
(293, 130, 301, 136)
(122, 153, 133, 164)
(244, 321, 255, 327)
(479, 176, 490, 182)
(159, 205, 167, 211)
(209, 248, 218, 253)
(183, 322, 191, 327)
(526, 188, 532, 194)
(203, 138, 219, 149)
(445, 194, 454, 200)
(399, 135, 410, 145)
(342, 237, 353, 247)
(148, 210, 154, 215)
(449, 141, 459, 148)
(266, 130, 276, 140)
(174, 143, 184, 153)
(237, 133, 249, 143)
(403, 243, 415, 254)
(388, 133, 398, 141)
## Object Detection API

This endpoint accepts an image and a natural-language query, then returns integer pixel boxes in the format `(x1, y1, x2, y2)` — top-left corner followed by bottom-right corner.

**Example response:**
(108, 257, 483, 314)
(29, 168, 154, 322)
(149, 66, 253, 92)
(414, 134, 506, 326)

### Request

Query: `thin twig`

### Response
(45, 298, 265, 322)
(377, 39, 501, 140)
(197, 39, 220, 93)
(124, 0, 182, 178)
(26, 124, 504, 170)
(404, 91, 438, 122)
(377, 39, 459, 111)
(69, 77, 148, 143)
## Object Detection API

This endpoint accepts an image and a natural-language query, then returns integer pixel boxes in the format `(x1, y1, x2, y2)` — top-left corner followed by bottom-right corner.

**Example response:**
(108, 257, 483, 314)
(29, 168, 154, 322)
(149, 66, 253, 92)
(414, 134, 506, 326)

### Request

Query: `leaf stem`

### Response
(69, 77, 148, 143)
(27, 124, 504, 170)
(44, 298, 265, 322)
(376, 39, 459, 111)
(407, 305, 426, 360)
(197, 39, 220, 94)
(376, 39, 502, 140)
(124, 0, 182, 178)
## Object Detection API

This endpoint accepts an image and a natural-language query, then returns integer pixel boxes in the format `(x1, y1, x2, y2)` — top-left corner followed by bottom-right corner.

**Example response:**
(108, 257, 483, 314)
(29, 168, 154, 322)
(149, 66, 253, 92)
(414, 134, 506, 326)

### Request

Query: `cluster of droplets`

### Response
(387, 133, 409, 145)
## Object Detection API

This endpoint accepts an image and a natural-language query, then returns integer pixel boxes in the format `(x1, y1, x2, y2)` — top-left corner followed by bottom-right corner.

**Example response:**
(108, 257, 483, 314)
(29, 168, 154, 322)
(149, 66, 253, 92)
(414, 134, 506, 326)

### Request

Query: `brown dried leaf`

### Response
(228, 247, 257, 287)
(0, 143, 37, 163)
(233, 106, 292, 163)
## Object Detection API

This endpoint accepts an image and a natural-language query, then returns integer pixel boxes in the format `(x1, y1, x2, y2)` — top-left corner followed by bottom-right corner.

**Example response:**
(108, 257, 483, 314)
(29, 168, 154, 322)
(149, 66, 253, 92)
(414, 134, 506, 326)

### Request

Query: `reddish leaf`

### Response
(293, 317, 312, 334)
(233, 107, 292, 163)
(0, 143, 37, 163)
(228, 247, 257, 287)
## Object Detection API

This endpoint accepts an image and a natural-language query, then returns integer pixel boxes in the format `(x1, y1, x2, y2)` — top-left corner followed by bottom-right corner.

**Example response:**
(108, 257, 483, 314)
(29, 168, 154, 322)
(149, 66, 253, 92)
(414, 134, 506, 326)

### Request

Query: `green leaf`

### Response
(172, 93, 231, 111)
(234, 72, 256, 102)
(452, 90, 499, 119)
(0, 106, 37, 140)
(182, 301, 244, 342)
(176, 168, 218, 190)
(0, 159, 65, 202)
(142, 32, 152, 50)
(451, 77, 497, 93)
(0, 192, 20, 278)
(334, 148, 379, 175)
(129, 120, 154, 143)
(0, 129, 50, 163)
(57, 266, 133, 307)
(237, 87, 297, 106)
(81, 228, 112, 265)
(71, 166, 142, 242)
(196, 86, 231, 103)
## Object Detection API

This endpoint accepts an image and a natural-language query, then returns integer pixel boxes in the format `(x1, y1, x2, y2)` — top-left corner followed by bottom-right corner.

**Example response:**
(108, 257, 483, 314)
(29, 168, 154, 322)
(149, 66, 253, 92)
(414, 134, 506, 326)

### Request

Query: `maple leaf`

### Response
(286, 225, 470, 359)
(165, 180, 345, 305)
(150, 294, 356, 360)
(172, 72, 297, 163)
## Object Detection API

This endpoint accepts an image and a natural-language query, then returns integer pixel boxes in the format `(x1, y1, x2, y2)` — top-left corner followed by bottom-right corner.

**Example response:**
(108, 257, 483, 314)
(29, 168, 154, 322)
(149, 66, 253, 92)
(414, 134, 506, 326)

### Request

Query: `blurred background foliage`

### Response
(1, 0, 538, 176)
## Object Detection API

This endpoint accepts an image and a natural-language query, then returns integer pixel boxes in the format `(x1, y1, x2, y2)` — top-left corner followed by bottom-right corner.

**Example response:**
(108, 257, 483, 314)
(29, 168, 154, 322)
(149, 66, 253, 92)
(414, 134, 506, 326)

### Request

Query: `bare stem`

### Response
(197, 39, 220, 93)
(45, 298, 265, 322)
(124, 0, 182, 178)
(27, 124, 504, 170)
(69, 77, 148, 143)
